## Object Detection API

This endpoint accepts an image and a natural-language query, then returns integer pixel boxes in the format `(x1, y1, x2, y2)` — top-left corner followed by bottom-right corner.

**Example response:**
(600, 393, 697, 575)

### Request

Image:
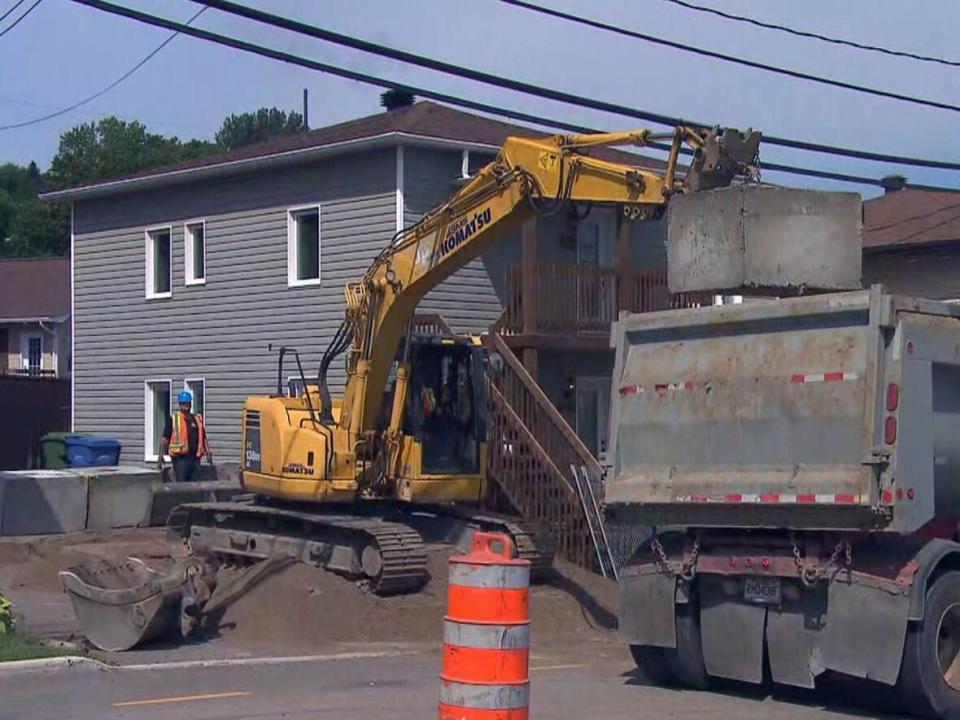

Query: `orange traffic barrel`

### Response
(440, 531, 531, 720)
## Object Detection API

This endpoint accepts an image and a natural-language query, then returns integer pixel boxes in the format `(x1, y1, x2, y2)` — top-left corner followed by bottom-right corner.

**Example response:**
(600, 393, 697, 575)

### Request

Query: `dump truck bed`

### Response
(605, 287, 960, 533)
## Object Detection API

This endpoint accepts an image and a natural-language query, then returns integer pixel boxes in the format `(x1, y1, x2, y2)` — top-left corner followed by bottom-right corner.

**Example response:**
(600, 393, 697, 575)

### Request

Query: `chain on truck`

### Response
(606, 272, 960, 718)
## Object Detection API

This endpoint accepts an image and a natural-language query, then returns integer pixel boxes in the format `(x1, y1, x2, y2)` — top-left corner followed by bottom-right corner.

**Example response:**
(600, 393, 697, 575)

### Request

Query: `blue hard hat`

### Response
(178, 390, 193, 404)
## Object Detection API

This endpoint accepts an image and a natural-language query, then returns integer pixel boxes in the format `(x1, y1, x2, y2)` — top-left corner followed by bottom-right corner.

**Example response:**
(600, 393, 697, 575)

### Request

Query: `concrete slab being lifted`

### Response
(667, 186, 862, 295)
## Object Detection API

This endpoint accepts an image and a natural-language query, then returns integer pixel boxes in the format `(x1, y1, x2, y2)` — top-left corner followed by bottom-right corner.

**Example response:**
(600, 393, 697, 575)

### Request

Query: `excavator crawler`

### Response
(64, 122, 760, 648)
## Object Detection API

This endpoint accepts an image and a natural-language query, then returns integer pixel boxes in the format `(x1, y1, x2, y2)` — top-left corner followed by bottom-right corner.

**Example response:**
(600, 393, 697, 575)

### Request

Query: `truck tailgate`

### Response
(606, 290, 882, 529)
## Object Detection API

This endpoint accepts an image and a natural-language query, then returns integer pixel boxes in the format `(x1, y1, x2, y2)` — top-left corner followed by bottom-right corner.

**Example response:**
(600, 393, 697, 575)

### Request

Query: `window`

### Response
(287, 376, 306, 398)
(185, 378, 205, 416)
(287, 205, 321, 286)
(21, 332, 42, 375)
(185, 221, 206, 285)
(145, 380, 171, 461)
(145, 227, 172, 298)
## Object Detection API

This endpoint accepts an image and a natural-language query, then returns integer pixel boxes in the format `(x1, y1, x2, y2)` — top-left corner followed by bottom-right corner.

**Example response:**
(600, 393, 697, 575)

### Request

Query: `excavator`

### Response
(60, 122, 760, 649)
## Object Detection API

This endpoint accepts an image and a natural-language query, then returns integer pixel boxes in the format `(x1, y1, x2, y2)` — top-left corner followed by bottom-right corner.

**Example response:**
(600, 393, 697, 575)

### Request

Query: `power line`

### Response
(190, 0, 960, 172)
(657, 0, 960, 69)
(0, 0, 28, 24)
(0, 7, 207, 131)
(865, 199, 960, 234)
(499, 0, 960, 116)
(0, 0, 42, 39)
(65, 0, 958, 191)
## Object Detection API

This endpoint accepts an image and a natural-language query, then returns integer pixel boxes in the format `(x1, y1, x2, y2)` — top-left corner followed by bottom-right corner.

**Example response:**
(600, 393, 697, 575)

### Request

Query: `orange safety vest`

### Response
(169, 412, 206, 458)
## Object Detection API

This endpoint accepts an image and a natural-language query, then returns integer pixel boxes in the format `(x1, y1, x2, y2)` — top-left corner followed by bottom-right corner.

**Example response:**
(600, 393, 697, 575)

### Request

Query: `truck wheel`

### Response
(899, 570, 960, 719)
(664, 595, 711, 690)
(629, 645, 675, 685)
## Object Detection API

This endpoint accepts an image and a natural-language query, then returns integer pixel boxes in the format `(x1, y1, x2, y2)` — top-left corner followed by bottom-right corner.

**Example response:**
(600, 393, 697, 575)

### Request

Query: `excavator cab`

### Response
(403, 337, 486, 475)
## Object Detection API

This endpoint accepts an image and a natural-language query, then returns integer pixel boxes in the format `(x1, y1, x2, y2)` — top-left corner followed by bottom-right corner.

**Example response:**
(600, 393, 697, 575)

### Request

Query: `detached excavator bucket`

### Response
(59, 557, 212, 652)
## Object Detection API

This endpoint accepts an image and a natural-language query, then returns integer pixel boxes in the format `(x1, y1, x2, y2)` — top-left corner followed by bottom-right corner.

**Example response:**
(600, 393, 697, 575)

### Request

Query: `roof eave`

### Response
(39, 132, 504, 202)
(0, 313, 70, 324)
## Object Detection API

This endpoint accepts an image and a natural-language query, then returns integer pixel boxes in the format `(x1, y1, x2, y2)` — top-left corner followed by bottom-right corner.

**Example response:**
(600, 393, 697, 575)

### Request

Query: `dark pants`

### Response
(172, 455, 201, 482)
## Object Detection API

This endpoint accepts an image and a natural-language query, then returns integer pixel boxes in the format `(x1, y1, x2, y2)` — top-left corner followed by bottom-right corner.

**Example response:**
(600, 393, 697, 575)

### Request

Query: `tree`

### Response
(2, 106, 305, 257)
(215, 107, 304, 151)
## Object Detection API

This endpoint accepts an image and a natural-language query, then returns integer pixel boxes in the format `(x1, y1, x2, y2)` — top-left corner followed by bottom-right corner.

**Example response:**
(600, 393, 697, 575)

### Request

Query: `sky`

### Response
(1, 0, 959, 199)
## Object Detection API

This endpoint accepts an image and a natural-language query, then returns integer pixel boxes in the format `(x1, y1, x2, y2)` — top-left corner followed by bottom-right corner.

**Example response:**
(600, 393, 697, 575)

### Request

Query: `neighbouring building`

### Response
(44, 100, 688, 465)
(863, 185, 960, 300)
(0, 256, 71, 378)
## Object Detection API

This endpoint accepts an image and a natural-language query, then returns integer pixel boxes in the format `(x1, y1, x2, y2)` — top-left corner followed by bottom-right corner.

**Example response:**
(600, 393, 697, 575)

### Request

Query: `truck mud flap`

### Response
(821, 576, 909, 685)
(698, 574, 909, 688)
(618, 565, 677, 648)
(700, 576, 766, 683)
(766, 588, 827, 688)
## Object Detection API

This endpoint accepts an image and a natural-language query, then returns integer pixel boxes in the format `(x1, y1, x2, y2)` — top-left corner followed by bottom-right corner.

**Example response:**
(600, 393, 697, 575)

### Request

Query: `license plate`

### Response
(743, 576, 781, 604)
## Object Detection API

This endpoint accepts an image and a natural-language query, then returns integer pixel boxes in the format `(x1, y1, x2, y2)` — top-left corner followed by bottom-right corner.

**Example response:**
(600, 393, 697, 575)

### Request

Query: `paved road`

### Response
(0, 646, 905, 720)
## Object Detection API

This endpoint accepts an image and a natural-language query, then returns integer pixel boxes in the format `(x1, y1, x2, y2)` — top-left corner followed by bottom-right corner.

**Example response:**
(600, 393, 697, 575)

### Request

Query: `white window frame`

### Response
(287, 204, 322, 287)
(184, 219, 207, 286)
(144, 379, 172, 462)
(184, 377, 206, 417)
(21, 331, 42, 374)
(287, 375, 306, 398)
(145, 225, 173, 299)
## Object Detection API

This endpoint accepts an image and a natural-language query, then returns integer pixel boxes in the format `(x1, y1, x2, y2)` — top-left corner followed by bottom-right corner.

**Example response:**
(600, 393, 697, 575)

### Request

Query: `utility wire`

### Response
(0, 0, 42, 39)
(890, 208, 960, 245)
(0, 6, 207, 130)
(865, 199, 960, 233)
(0, 0, 28, 24)
(657, 0, 960, 69)
(499, 0, 960, 116)
(190, 0, 960, 172)
(65, 0, 958, 191)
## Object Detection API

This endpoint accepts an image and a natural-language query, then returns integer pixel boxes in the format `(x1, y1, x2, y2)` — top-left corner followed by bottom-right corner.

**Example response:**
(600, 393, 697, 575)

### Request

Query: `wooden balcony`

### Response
(499, 262, 712, 339)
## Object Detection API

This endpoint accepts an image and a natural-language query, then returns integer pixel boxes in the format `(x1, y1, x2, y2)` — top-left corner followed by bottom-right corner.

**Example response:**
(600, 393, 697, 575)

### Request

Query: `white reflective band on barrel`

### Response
(444, 621, 530, 649)
(448, 563, 530, 589)
(439, 680, 530, 709)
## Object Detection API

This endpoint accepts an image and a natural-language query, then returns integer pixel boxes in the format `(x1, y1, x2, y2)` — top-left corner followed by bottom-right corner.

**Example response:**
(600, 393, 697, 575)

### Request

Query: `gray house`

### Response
(45, 100, 675, 464)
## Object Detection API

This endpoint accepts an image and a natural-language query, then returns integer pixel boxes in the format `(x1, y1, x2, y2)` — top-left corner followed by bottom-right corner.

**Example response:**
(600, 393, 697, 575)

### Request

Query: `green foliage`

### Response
(0, 593, 11, 634)
(3, 106, 301, 258)
(215, 107, 304, 151)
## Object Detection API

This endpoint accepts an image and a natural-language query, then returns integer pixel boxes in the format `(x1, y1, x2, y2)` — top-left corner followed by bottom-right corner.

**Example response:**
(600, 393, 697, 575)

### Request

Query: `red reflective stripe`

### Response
(725, 493, 742, 502)
(882, 491, 894, 504)
(683, 381, 694, 390)
(797, 494, 816, 503)
(790, 374, 805, 383)
(759, 493, 780, 503)
(823, 372, 845, 382)
(619, 385, 640, 395)
(835, 493, 856, 504)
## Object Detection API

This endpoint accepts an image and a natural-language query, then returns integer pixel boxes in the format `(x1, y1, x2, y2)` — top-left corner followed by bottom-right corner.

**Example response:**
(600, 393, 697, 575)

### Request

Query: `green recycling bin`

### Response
(40, 432, 77, 469)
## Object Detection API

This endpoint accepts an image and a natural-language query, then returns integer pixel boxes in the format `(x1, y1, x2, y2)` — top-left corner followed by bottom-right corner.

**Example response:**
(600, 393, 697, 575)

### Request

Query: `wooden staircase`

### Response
(485, 331, 604, 568)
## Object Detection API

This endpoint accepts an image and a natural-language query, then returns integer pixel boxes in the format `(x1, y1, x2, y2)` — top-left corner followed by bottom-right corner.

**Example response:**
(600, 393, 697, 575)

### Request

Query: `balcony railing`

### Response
(1, 367, 56, 378)
(501, 262, 713, 335)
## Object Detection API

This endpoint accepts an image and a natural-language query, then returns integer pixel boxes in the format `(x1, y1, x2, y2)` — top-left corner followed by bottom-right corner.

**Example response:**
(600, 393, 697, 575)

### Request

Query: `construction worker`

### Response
(158, 390, 212, 482)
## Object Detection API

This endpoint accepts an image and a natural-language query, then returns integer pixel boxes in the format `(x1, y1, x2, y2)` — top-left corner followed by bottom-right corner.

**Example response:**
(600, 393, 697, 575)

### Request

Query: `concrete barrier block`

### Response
(79, 466, 159, 531)
(0, 470, 89, 536)
(668, 186, 862, 294)
(147, 479, 245, 527)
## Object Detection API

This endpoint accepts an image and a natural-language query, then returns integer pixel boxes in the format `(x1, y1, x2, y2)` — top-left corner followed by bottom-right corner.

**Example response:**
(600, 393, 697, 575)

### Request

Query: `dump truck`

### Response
(606, 286, 960, 718)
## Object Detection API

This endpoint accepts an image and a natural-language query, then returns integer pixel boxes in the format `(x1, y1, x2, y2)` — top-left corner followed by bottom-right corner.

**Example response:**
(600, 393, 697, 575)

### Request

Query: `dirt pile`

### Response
(210, 548, 619, 653)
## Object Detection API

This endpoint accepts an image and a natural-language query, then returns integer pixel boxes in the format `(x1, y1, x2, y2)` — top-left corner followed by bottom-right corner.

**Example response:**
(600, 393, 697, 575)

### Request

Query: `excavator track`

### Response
(167, 501, 428, 595)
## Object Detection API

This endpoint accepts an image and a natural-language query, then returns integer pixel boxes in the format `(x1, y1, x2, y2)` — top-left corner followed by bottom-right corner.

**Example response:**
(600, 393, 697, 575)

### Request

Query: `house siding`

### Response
(403, 146, 508, 333)
(73, 148, 397, 464)
(864, 246, 960, 300)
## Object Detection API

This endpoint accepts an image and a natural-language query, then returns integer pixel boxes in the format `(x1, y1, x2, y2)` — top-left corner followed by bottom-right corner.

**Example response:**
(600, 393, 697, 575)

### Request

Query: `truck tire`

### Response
(898, 570, 960, 719)
(664, 595, 711, 690)
(629, 645, 675, 685)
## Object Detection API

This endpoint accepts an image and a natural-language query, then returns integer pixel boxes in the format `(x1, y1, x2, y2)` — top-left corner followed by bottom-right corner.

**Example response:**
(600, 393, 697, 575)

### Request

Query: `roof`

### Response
(42, 101, 666, 202)
(863, 188, 960, 252)
(0, 257, 70, 322)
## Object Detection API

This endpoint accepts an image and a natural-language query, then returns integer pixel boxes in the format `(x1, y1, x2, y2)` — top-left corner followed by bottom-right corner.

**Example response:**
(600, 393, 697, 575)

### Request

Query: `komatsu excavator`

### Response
(174, 124, 759, 589)
(61, 123, 759, 649)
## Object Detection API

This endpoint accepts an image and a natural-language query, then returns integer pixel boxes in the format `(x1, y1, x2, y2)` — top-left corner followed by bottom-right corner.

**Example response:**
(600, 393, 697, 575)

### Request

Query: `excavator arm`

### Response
(326, 125, 760, 460)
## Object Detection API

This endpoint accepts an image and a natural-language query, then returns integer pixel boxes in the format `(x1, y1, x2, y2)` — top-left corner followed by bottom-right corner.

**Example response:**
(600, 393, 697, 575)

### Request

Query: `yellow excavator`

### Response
(168, 124, 761, 594)
(61, 123, 760, 652)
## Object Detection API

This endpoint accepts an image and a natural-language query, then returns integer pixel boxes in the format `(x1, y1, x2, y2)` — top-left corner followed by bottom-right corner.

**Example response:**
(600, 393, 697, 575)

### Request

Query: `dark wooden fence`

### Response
(0, 376, 70, 470)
